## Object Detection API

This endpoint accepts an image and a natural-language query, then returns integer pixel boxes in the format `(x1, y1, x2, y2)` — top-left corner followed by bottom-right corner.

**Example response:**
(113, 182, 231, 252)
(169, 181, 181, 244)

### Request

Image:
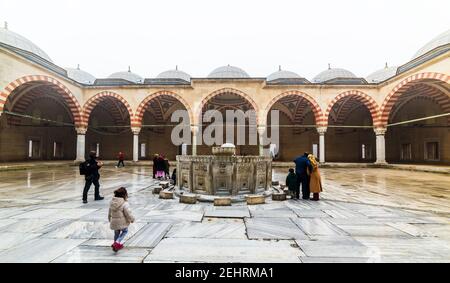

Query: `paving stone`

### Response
(167, 218, 246, 239)
(245, 218, 308, 240)
(52, 246, 149, 263)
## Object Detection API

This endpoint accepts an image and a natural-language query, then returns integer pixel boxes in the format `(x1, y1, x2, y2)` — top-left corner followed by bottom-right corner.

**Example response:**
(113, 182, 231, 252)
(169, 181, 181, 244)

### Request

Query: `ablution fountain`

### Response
(176, 143, 272, 202)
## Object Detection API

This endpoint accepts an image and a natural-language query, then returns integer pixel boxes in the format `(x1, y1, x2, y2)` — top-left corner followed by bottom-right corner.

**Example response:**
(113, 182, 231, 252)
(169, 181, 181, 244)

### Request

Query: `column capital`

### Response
(76, 127, 87, 135)
(374, 127, 387, 136)
(131, 127, 141, 135)
(316, 126, 327, 135)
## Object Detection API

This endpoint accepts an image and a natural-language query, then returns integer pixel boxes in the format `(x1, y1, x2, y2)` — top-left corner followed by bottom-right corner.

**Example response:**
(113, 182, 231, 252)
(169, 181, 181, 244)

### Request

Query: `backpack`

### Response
(79, 161, 90, 175)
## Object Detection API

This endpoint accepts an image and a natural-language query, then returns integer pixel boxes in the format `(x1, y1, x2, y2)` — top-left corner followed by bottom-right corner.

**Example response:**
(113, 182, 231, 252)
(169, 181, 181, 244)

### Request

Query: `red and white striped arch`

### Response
(134, 90, 193, 128)
(200, 88, 260, 124)
(380, 72, 450, 127)
(82, 91, 134, 128)
(325, 90, 380, 126)
(264, 90, 324, 126)
(0, 75, 83, 126)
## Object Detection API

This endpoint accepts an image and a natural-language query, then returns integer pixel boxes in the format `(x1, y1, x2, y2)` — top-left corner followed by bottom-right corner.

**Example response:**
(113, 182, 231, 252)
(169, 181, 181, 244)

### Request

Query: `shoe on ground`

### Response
(116, 243, 124, 251)
(112, 242, 119, 252)
(94, 196, 104, 201)
(82, 200, 88, 204)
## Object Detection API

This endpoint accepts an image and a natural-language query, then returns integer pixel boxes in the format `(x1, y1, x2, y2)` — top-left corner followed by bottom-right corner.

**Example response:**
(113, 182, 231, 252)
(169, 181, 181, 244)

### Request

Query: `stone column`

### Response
(374, 127, 388, 165)
(257, 126, 266, 157)
(191, 125, 199, 156)
(316, 127, 327, 163)
(132, 127, 141, 162)
(75, 127, 87, 162)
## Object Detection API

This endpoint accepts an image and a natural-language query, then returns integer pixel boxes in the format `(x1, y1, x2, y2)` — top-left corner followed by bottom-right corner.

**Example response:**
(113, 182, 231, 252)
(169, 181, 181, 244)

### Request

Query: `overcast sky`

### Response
(1, 0, 449, 80)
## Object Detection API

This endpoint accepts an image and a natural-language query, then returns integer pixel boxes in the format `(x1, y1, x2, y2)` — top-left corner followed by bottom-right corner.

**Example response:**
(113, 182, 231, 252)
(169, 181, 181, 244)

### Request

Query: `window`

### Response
(425, 142, 439, 161)
(28, 140, 41, 158)
(140, 143, 146, 158)
(362, 144, 366, 159)
(362, 144, 372, 160)
(53, 142, 63, 158)
(401, 143, 412, 161)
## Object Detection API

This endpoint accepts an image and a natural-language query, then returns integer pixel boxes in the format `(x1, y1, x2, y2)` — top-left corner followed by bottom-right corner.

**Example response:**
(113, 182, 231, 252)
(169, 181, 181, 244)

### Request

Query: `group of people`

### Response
(152, 153, 176, 182)
(286, 152, 323, 201)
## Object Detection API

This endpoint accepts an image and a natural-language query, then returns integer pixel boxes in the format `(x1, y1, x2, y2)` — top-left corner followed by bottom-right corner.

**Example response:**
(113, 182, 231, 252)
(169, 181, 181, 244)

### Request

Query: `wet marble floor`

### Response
(0, 166, 449, 263)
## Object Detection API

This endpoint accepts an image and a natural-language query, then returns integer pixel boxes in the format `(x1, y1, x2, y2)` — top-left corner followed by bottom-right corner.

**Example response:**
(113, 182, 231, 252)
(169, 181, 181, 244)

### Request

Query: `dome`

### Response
(221, 143, 236, 148)
(108, 68, 143, 83)
(157, 68, 191, 82)
(413, 29, 450, 59)
(0, 24, 52, 62)
(312, 67, 356, 83)
(66, 66, 96, 85)
(366, 64, 398, 83)
(208, 65, 250, 78)
(267, 68, 302, 81)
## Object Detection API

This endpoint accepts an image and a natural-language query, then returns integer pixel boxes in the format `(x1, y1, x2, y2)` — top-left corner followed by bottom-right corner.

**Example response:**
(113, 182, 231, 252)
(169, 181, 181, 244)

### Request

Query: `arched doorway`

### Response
(383, 75, 450, 164)
(0, 78, 81, 161)
(265, 91, 323, 161)
(136, 92, 192, 160)
(325, 91, 378, 163)
(84, 93, 133, 160)
(199, 89, 259, 156)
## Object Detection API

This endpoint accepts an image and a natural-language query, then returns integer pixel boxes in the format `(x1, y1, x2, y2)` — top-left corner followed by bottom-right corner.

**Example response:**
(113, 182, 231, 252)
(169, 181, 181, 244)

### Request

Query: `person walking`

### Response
(163, 155, 170, 180)
(117, 151, 125, 168)
(294, 152, 313, 200)
(82, 151, 104, 204)
(307, 154, 323, 201)
(108, 187, 135, 252)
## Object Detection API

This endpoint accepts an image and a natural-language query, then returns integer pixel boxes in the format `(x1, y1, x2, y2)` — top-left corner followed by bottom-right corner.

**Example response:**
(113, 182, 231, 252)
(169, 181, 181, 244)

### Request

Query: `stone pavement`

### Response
(0, 166, 449, 263)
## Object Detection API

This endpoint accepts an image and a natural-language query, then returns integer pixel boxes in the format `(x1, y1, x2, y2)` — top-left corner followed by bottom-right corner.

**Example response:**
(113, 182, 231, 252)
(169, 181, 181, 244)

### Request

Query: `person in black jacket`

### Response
(293, 152, 313, 200)
(82, 151, 104, 203)
(285, 168, 299, 199)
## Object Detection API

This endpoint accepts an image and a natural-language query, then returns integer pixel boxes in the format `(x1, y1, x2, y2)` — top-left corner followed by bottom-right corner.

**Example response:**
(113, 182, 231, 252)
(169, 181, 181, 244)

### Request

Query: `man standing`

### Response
(294, 152, 313, 200)
(117, 151, 125, 168)
(83, 151, 104, 204)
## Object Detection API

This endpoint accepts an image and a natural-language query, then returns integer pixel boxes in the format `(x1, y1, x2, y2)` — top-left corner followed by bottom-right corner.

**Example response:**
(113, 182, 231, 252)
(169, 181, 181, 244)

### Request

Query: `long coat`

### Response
(308, 167, 323, 193)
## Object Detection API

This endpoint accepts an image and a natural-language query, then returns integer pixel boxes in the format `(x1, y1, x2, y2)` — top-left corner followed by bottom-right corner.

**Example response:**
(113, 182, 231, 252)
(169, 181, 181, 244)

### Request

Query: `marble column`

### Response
(132, 127, 141, 162)
(75, 127, 87, 162)
(191, 125, 199, 156)
(374, 127, 388, 165)
(257, 126, 266, 157)
(316, 127, 327, 163)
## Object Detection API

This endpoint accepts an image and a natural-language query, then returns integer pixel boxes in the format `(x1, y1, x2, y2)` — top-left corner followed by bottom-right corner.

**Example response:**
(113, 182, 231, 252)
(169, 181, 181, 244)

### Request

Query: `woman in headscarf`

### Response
(307, 154, 323, 201)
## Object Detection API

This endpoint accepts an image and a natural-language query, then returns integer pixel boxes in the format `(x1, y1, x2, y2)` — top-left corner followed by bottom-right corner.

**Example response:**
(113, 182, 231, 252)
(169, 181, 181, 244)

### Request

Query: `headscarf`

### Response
(308, 154, 318, 170)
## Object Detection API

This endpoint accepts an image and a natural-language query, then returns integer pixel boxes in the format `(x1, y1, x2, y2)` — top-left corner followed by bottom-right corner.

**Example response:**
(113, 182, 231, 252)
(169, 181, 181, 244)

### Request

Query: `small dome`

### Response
(267, 68, 302, 81)
(157, 68, 191, 82)
(366, 64, 398, 83)
(312, 67, 356, 83)
(66, 66, 96, 85)
(413, 29, 450, 59)
(208, 65, 250, 78)
(0, 25, 52, 62)
(108, 68, 143, 83)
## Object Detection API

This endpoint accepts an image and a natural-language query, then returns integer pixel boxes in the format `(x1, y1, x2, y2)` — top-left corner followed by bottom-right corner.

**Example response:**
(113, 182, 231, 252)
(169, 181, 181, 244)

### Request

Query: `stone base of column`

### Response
(374, 161, 388, 166)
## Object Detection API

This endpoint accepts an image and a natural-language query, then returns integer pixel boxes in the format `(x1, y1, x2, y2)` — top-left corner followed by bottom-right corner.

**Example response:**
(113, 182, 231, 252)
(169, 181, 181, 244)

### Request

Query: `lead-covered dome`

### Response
(208, 65, 250, 78)
(108, 67, 143, 83)
(366, 64, 398, 83)
(413, 29, 450, 59)
(312, 67, 356, 83)
(66, 66, 96, 85)
(157, 68, 191, 82)
(267, 69, 302, 81)
(0, 24, 52, 62)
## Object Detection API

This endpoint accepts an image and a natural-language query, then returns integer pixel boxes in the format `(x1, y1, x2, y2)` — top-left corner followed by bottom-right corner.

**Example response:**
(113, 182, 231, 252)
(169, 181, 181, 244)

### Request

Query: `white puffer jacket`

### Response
(108, 197, 135, 230)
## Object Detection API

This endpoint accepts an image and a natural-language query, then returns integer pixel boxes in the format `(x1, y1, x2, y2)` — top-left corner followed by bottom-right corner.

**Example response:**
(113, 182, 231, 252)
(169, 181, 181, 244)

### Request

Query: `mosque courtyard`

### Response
(0, 165, 449, 263)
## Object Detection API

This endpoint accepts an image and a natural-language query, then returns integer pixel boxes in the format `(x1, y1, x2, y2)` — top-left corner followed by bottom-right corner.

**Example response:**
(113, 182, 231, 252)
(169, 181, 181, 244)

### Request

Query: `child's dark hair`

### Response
(289, 168, 294, 173)
(114, 187, 128, 200)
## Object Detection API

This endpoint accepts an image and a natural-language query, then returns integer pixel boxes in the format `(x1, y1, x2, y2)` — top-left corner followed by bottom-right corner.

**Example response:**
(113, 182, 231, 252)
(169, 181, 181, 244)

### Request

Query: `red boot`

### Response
(111, 242, 119, 252)
(116, 243, 124, 251)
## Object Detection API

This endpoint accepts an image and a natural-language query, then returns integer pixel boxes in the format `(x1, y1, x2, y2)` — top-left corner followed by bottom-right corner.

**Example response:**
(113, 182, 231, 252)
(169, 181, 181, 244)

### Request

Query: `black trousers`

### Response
(298, 175, 310, 199)
(83, 175, 100, 200)
(117, 160, 125, 167)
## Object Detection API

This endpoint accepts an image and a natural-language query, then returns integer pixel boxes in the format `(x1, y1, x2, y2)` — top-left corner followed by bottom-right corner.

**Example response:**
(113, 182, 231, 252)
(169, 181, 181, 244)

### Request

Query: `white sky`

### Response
(1, 0, 449, 80)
